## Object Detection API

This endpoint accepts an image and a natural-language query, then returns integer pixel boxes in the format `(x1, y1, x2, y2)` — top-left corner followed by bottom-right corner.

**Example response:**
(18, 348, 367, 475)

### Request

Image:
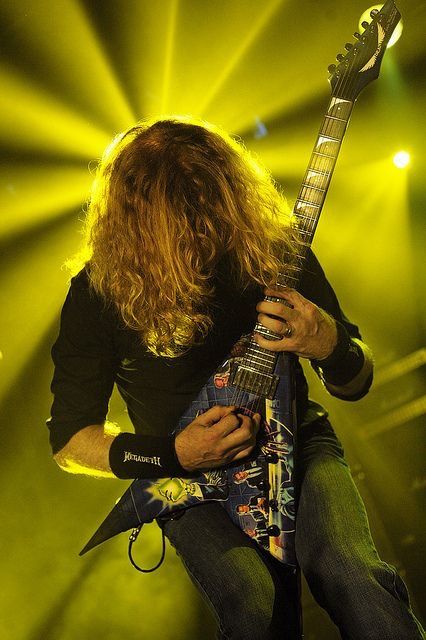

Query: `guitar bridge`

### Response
(229, 364, 278, 399)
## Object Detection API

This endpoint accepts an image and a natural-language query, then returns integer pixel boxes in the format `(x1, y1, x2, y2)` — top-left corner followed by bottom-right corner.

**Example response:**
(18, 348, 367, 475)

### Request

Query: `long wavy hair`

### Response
(72, 116, 297, 357)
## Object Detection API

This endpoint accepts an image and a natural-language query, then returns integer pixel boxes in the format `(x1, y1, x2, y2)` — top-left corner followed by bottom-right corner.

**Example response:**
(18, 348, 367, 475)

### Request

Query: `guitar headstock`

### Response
(328, 0, 401, 101)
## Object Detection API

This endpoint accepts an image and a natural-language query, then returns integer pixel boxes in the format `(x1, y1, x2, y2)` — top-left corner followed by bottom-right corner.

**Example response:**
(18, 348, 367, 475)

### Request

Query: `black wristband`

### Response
(311, 321, 365, 386)
(109, 432, 188, 479)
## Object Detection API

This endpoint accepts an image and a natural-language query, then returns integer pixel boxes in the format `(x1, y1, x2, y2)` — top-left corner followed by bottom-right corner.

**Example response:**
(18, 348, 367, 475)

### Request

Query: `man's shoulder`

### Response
(69, 267, 90, 292)
(66, 267, 113, 321)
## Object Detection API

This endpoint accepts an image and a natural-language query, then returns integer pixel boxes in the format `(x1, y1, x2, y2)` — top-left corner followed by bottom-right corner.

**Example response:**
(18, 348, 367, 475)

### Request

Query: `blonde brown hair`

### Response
(73, 116, 296, 357)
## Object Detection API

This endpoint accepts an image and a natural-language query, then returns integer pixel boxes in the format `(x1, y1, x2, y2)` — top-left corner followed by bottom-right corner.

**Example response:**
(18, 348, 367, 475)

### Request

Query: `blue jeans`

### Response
(162, 418, 424, 639)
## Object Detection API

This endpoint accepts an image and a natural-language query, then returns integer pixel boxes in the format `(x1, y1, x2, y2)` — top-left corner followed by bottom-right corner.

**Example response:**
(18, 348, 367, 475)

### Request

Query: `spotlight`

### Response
(393, 151, 410, 169)
(359, 5, 403, 47)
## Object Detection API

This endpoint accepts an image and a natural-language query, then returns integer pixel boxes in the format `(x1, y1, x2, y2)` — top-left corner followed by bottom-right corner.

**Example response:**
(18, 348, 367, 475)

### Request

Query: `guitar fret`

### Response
(306, 169, 330, 177)
(246, 344, 276, 363)
(294, 213, 316, 222)
(299, 191, 323, 206)
(248, 338, 276, 354)
(243, 353, 275, 367)
(250, 338, 278, 354)
(246, 353, 275, 367)
(301, 183, 326, 192)
(328, 98, 353, 120)
(325, 115, 347, 123)
(248, 338, 277, 355)
(256, 346, 279, 358)
(313, 151, 336, 159)
(321, 120, 347, 139)
(243, 359, 276, 375)
(317, 134, 340, 142)
(296, 199, 320, 208)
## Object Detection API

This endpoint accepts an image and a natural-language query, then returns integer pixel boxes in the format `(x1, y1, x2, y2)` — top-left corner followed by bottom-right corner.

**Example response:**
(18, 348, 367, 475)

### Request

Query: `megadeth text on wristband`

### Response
(109, 432, 187, 479)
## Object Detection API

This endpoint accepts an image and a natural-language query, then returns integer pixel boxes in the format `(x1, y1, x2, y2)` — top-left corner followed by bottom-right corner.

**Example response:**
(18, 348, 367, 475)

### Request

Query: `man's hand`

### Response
(174, 405, 261, 472)
(254, 287, 338, 360)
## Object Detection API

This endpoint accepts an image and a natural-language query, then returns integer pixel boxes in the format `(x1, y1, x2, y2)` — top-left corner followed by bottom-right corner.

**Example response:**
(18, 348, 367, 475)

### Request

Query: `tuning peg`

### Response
(361, 21, 369, 29)
(353, 32, 361, 39)
(328, 64, 337, 73)
(370, 8, 379, 17)
(344, 42, 353, 50)
(336, 53, 345, 61)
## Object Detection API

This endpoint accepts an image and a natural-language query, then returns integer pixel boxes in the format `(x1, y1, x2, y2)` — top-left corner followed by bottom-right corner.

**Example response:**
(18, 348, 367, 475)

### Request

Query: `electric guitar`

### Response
(80, 0, 401, 567)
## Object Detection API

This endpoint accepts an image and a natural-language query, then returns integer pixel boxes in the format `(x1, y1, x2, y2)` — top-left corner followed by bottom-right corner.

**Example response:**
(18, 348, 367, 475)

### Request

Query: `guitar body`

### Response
(81, 338, 297, 566)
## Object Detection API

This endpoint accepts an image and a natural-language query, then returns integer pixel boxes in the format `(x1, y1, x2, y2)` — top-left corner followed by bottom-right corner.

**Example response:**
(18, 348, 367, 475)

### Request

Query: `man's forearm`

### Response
(53, 423, 118, 478)
(54, 422, 187, 480)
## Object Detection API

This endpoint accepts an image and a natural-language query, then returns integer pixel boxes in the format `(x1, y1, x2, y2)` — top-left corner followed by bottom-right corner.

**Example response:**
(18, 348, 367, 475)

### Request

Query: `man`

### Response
(48, 117, 424, 639)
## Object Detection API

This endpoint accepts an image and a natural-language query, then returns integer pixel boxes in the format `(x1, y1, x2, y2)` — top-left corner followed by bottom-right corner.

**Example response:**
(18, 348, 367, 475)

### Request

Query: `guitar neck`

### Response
(293, 96, 354, 252)
(276, 95, 354, 288)
(232, 97, 355, 398)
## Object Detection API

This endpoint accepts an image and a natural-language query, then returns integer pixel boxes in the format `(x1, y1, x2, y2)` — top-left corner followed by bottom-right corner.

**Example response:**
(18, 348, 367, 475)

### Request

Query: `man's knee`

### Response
(217, 555, 280, 639)
(301, 548, 407, 610)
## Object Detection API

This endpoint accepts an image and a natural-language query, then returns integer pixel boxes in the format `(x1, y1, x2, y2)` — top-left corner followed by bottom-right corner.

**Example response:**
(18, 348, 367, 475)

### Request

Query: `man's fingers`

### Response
(179, 407, 262, 470)
(253, 332, 291, 352)
(252, 413, 261, 429)
(264, 286, 300, 304)
(230, 445, 256, 462)
(226, 432, 261, 461)
(257, 299, 297, 320)
(216, 411, 243, 437)
(209, 408, 259, 434)
(257, 312, 291, 336)
(221, 414, 259, 449)
(197, 405, 237, 427)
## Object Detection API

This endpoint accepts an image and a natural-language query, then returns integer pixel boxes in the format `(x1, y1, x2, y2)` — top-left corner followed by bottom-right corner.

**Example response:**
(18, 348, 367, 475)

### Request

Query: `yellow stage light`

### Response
(393, 151, 410, 169)
(359, 6, 403, 48)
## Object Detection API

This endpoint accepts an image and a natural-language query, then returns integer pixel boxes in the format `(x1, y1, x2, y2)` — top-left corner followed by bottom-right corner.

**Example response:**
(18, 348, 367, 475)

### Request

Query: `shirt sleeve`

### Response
(46, 270, 118, 454)
(298, 249, 373, 399)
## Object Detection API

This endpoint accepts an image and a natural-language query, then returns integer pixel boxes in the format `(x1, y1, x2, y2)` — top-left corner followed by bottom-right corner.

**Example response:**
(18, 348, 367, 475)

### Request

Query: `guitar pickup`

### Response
(229, 364, 279, 400)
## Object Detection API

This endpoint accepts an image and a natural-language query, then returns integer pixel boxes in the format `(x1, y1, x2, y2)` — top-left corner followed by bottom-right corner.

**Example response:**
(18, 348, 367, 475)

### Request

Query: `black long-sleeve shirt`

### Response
(47, 251, 365, 455)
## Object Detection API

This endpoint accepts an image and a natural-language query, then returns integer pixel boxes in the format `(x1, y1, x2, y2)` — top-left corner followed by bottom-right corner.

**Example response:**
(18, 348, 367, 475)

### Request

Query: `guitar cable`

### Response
(128, 524, 167, 573)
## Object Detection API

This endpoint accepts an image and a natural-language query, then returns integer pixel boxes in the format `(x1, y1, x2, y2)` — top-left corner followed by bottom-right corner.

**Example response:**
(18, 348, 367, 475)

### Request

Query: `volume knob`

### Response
(266, 525, 280, 537)
(266, 452, 279, 464)
(269, 499, 279, 512)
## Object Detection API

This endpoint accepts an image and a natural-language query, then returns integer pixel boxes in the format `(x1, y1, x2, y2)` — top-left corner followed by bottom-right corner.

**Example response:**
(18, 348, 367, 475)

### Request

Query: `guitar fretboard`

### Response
(234, 97, 354, 391)
(293, 97, 353, 247)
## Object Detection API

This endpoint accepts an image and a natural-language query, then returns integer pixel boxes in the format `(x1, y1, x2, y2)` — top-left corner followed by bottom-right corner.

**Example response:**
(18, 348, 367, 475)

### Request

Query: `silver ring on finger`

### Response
(283, 323, 293, 338)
